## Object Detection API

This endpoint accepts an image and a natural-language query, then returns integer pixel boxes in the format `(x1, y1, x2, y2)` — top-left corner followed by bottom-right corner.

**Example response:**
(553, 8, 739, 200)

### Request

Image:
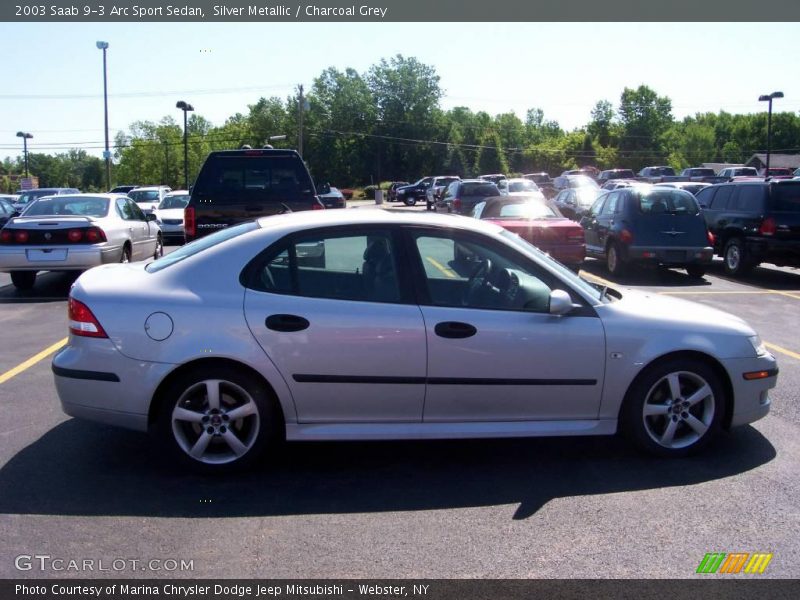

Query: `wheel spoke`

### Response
(226, 402, 257, 422)
(173, 407, 205, 424)
(685, 414, 709, 436)
(189, 431, 213, 459)
(685, 384, 711, 407)
(660, 419, 679, 446)
(666, 373, 682, 402)
(221, 429, 249, 456)
(205, 380, 221, 410)
(644, 403, 670, 416)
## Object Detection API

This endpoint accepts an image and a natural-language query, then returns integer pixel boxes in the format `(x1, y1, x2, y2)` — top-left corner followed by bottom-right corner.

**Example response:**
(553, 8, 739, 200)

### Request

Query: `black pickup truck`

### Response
(695, 179, 800, 275)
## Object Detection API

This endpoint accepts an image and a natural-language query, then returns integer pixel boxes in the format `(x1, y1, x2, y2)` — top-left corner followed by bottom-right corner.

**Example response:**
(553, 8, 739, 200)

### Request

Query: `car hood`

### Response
(599, 287, 754, 338)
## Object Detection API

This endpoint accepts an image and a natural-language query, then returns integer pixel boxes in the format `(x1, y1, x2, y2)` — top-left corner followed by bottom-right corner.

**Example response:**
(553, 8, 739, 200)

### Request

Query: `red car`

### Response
(473, 195, 585, 271)
(761, 167, 794, 179)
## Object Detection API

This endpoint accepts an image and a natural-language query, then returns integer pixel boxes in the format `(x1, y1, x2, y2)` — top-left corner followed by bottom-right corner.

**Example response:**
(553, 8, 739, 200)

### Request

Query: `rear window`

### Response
(508, 180, 540, 193)
(771, 183, 800, 212)
(496, 202, 558, 219)
(24, 196, 109, 217)
(129, 190, 160, 202)
(461, 183, 500, 197)
(635, 189, 699, 215)
(192, 155, 315, 201)
(146, 221, 259, 273)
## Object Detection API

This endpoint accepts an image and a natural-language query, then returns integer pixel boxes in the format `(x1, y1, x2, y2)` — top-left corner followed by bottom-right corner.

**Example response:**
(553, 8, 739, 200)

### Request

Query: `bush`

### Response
(363, 185, 378, 200)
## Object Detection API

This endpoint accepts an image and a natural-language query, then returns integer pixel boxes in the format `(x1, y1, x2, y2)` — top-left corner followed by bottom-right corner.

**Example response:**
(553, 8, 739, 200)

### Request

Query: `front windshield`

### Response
(146, 221, 259, 273)
(159, 195, 189, 210)
(129, 190, 160, 202)
(499, 229, 608, 303)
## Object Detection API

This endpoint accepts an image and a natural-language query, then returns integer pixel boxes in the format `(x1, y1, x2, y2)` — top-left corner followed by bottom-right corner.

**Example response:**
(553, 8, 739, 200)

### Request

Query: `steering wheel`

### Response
(462, 258, 493, 306)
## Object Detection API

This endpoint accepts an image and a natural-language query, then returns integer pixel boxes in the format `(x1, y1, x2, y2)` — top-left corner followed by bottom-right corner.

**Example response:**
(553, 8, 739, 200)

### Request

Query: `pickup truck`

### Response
(637, 166, 727, 185)
(395, 177, 433, 206)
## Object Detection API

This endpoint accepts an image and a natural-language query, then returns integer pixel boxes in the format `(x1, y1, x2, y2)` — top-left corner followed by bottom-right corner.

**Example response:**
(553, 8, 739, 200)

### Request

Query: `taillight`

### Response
(619, 229, 634, 244)
(312, 202, 325, 210)
(14, 230, 29, 243)
(68, 229, 83, 242)
(0, 230, 11, 243)
(567, 229, 585, 242)
(85, 227, 107, 243)
(759, 217, 776, 236)
(453, 198, 462, 212)
(707, 230, 715, 245)
(68, 297, 108, 338)
(184, 206, 196, 237)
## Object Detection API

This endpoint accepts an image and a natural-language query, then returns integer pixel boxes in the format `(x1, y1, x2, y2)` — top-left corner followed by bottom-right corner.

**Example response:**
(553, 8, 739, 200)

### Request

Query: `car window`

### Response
(412, 232, 554, 312)
(461, 182, 500, 197)
(636, 189, 699, 215)
(129, 190, 160, 202)
(508, 180, 539, 193)
(733, 186, 764, 210)
(159, 195, 190, 209)
(695, 186, 716, 208)
(710, 186, 734, 209)
(599, 192, 619, 216)
(193, 156, 315, 199)
(495, 202, 558, 219)
(771, 183, 800, 212)
(116, 197, 135, 220)
(256, 231, 401, 304)
(24, 196, 109, 217)
(149, 222, 259, 273)
(473, 202, 486, 219)
(588, 195, 606, 217)
(127, 200, 147, 221)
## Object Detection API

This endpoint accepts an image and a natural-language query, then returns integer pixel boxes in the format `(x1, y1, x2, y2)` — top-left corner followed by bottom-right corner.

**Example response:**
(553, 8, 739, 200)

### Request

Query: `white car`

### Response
(53, 210, 777, 473)
(0, 193, 163, 289)
(153, 191, 189, 243)
(128, 185, 171, 214)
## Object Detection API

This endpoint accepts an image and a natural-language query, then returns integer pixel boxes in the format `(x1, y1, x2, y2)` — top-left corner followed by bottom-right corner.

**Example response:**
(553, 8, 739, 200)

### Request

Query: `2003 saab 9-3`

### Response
(52, 210, 778, 472)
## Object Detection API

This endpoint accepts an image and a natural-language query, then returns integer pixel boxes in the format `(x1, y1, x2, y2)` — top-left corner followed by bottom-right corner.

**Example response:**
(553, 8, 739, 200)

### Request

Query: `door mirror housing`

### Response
(548, 289, 578, 315)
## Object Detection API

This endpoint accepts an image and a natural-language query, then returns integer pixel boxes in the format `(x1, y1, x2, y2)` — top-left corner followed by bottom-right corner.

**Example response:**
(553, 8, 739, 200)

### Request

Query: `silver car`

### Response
(0, 193, 163, 289)
(53, 210, 777, 473)
(153, 191, 189, 243)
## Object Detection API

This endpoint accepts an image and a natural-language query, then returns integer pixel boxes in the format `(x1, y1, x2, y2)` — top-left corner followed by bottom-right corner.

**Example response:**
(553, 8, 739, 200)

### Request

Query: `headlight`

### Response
(748, 335, 767, 357)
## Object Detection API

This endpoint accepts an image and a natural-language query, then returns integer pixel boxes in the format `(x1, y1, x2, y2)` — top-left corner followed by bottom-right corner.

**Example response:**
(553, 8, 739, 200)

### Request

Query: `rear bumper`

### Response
(0, 244, 121, 272)
(541, 243, 585, 266)
(626, 245, 713, 266)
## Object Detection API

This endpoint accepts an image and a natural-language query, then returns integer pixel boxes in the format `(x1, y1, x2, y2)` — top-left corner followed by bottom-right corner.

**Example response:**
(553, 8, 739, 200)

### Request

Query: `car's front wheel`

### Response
(403, 196, 417, 206)
(10, 271, 37, 290)
(156, 365, 281, 473)
(622, 358, 724, 457)
(153, 234, 163, 260)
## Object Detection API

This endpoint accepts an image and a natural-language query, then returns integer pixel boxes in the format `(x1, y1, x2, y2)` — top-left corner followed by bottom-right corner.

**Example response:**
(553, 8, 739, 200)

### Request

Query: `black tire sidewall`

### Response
(154, 365, 280, 474)
(10, 271, 36, 289)
(621, 358, 724, 457)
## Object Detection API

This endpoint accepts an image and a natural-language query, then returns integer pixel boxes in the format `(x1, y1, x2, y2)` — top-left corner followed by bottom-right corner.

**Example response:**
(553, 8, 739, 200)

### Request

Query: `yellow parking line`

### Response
(764, 342, 800, 362)
(770, 290, 800, 301)
(426, 256, 457, 278)
(579, 271, 616, 287)
(0, 338, 68, 385)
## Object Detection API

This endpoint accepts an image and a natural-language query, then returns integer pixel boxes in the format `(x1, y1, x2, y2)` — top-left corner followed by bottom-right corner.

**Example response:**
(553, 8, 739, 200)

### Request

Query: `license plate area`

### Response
(26, 248, 68, 262)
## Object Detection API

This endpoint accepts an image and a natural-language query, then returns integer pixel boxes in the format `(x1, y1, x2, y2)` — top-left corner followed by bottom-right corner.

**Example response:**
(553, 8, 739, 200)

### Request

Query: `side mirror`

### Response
(146, 213, 158, 222)
(548, 289, 577, 315)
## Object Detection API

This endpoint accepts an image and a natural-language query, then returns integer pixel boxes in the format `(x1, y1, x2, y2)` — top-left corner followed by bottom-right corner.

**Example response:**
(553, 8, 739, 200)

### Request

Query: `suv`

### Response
(395, 177, 433, 207)
(427, 176, 461, 210)
(696, 179, 800, 276)
(185, 149, 321, 243)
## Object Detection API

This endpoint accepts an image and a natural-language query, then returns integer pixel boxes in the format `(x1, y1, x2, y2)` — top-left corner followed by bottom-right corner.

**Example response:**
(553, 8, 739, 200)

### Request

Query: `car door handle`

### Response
(265, 314, 310, 332)
(434, 321, 477, 339)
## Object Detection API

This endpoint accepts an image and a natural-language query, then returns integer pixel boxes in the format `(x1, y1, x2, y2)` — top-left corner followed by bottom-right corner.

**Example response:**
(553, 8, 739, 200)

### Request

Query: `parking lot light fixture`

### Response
(176, 101, 195, 189)
(96, 41, 111, 190)
(16, 131, 33, 177)
(758, 91, 784, 176)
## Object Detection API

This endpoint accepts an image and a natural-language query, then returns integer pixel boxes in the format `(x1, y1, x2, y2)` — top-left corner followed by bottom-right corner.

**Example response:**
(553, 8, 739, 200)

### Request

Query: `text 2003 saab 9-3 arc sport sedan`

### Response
(52, 210, 778, 473)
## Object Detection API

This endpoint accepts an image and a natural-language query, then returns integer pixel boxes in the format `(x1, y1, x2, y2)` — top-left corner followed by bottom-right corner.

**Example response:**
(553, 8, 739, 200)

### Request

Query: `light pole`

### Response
(758, 91, 784, 176)
(176, 100, 194, 189)
(96, 41, 111, 190)
(15, 131, 33, 177)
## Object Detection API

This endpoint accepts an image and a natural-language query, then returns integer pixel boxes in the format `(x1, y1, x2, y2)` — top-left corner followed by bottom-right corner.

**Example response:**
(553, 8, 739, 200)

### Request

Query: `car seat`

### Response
(361, 238, 398, 302)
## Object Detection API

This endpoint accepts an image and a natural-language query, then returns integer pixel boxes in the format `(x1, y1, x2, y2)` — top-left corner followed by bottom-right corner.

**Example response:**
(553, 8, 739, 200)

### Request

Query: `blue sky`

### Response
(2, 22, 798, 160)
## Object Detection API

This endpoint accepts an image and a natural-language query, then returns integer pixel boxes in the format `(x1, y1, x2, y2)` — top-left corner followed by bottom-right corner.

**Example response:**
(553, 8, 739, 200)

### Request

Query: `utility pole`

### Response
(298, 84, 304, 158)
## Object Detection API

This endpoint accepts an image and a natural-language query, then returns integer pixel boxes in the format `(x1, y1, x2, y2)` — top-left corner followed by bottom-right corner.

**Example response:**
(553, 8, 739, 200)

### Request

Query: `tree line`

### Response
(3, 54, 799, 192)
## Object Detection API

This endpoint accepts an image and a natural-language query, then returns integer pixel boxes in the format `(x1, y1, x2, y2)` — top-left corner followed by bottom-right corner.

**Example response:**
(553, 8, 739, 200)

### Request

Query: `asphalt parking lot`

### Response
(1, 200, 799, 579)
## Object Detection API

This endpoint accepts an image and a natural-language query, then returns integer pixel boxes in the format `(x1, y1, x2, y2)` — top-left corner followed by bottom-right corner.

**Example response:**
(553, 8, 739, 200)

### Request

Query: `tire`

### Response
(119, 244, 132, 264)
(685, 265, 706, 279)
(723, 238, 753, 276)
(10, 271, 36, 290)
(153, 234, 163, 260)
(621, 358, 724, 457)
(404, 196, 417, 207)
(606, 242, 626, 277)
(155, 365, 281, 474)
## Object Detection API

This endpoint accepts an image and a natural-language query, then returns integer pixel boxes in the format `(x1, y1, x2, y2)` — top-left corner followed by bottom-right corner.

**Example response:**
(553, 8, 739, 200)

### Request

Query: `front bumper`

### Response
(721, 353, 778, 427)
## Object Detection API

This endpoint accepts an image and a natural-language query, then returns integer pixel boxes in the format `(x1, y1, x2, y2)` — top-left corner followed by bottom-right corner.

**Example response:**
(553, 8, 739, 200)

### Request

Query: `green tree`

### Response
(617, 85, 674, 170)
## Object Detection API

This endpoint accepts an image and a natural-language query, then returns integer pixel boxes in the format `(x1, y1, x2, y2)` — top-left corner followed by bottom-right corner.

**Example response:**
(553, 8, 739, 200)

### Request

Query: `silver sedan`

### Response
(0, 193, 163, 290)
(52, 210, 778, 473)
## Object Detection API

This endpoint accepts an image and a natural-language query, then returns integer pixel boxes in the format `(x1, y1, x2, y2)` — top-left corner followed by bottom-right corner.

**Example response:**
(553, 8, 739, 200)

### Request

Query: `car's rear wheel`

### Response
(119, 244, 131, 264)
(10, 271, 36, 290)
(404, 196, 417, 207)
(723, 238, 753, 276)
(622, 358, 724, 457)
(153, 234, 163, 260)
(606, 242, 626, 276)
(156, 365, 281, 473)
